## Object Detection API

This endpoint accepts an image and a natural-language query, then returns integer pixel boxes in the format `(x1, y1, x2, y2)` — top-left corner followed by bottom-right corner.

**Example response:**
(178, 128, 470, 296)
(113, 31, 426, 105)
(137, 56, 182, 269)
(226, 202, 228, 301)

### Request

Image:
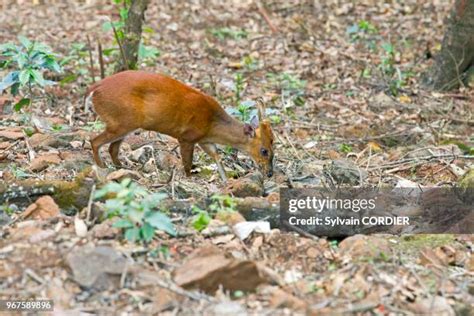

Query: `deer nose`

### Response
(267, 170, 273, 177)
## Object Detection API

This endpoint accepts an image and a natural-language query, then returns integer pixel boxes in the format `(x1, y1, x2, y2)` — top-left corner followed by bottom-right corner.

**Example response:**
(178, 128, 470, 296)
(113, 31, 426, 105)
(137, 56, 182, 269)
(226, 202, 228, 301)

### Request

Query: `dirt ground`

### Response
(0, 0, 473, 315)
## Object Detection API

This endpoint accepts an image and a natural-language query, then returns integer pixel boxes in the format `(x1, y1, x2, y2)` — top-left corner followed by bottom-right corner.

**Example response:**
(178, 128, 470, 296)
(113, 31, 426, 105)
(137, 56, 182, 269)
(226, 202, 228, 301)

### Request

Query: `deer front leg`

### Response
(179, 141, 195, 176)
(199, 143, 227, 182)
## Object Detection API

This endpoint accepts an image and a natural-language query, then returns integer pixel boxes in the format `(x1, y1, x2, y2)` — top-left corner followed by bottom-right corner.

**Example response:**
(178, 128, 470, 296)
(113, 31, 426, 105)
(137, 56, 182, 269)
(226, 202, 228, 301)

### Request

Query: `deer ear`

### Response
(243, 123, 256, 137)
(250, 115, 259, 128)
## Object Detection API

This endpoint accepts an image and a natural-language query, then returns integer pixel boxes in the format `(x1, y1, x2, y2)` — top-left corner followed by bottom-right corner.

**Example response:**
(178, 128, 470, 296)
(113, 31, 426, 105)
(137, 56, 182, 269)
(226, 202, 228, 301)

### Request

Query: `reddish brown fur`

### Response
(88, 70, 274, 180)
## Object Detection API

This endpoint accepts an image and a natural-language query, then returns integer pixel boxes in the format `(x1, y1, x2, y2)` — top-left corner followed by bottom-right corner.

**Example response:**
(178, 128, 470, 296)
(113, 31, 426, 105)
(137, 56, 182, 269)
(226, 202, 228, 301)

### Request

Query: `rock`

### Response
(407, 144, 462, 159)
(29, 229, 56, 243)
(224, 173, 264, 197)
(0, 141, 10, 149)
(91, 219, 121, 239)
(156, 151, 180, 171)
(233, 221, 271, 240)
(467, 255, 474, 271)
(66, 245, 131, 290)
(268, 287, 307, 311)
(459, 167, 474, 188)
(0, 129, 23, 140)
(266, 192, 279, 203)
(408, 296, 455, 316)
(22, 195, 60, 220)
(29, 133, 59, 148)
(215, 210, 246, 226)
(173, 246, 270, 293)
(130, 145, 154, 164)
(208, 301, 248, 316)
(370, 92, 395, 111)
(29, 153, 62, 172)
(339, 235, 391, 260)
(324, 159, 367, 185)
(106, 169, 141, 181)
(0, 211, 10, 227)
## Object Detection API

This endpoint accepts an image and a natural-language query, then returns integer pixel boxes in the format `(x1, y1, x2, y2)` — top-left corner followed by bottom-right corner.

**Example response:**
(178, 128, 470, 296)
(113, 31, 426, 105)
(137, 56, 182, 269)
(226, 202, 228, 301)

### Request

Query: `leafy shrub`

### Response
(227, 100, 278, 124)
(267, 72, 306, 107)
(101, 0, 159, 70)
(94, 178, 176, 242)
(190, 194, 237, 232)
(0, 36, 62, 111)
(211, 27, 248, 40)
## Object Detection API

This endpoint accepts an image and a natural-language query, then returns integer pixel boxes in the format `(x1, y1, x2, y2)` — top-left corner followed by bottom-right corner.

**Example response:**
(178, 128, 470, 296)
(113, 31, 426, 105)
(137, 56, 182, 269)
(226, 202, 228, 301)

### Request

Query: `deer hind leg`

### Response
(91, 128, 132, 168)
(109, 138, 125, 167)
(199, 143, 227, 182)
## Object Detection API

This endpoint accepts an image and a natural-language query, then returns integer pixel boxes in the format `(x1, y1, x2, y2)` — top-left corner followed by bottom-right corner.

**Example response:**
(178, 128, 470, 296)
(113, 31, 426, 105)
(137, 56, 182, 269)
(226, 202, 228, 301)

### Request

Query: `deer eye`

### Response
(260, 148, 268, 156)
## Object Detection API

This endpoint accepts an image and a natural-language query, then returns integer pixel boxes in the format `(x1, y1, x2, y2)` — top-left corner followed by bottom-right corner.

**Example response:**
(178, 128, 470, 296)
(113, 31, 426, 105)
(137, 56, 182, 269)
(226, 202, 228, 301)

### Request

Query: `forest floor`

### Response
(0, 0, 473, 315)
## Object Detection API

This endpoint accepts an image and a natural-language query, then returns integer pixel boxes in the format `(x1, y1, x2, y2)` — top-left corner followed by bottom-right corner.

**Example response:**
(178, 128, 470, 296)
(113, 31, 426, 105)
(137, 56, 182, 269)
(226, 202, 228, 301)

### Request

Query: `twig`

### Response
(23, 134, 35, 162)
(86, 35, 96, 83)
(98, 40, 105, 79)
(135, 270, 217, 302)
(25, 268, 46, 285)
(86, 184, 96, 225)
(256, 1, 278, 33)
(370, 153, 474, 171)
(107, 17, 128, 71)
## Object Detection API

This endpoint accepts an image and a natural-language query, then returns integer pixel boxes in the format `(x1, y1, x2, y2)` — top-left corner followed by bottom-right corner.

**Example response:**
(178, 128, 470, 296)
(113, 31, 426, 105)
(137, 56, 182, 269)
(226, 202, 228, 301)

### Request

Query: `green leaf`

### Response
(128, 208, 144, 224)
(14, 98, 31, 112)
(192, 211, 211, 232)
(10, 82, 20, 96)
(113, 219, 134, 228)
(102, 48, 116, 56)
(381, 43, 394, 54)
(140, 223, 155, 242)
(143, 26, 154, 34)
(29, 69, 46, 86)
(18, 36, 32, 49)
(0, 71, 19, 92)
(119, 8, 128, 21)
(104, 198, 124, 212)
(146, 212, 176, 236)
(124, 227, 140, 242)
(19, 70, 31, 86)
(102, 21, 113, 32)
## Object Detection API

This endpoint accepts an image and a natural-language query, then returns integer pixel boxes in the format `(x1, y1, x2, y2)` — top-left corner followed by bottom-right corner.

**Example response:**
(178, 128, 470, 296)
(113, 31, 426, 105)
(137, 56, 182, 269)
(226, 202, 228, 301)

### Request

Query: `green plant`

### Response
(0, 203, 17, 216)
(339, 143, 353, 153)
(191, 205, 211, 232)
(190, 194, 236, 232)
(94, 178, 176, 242)
(138, 42, 160, 66)
(346, 20, 378, 50)
(379, 43, 412, 96)
(60, 42, 89, 84)
(0, 36, 62, 111)
(242, 55, 259, 71)
(8, 164, 33, 179)
(211, 27, 248, 40)
(227, 100, 279, 124)
(233, 72, 244, 105)
(209, 194, 237, 213)
(83, 120, 106, 132)
(268, 72, 306, 107)
(102, 0, 158, 69)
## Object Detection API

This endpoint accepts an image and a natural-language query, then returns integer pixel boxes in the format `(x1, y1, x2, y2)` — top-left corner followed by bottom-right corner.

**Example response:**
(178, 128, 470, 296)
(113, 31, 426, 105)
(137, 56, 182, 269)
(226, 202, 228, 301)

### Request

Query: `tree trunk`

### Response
(423, 0, 474, 91)
(116, 0, 150, 72)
